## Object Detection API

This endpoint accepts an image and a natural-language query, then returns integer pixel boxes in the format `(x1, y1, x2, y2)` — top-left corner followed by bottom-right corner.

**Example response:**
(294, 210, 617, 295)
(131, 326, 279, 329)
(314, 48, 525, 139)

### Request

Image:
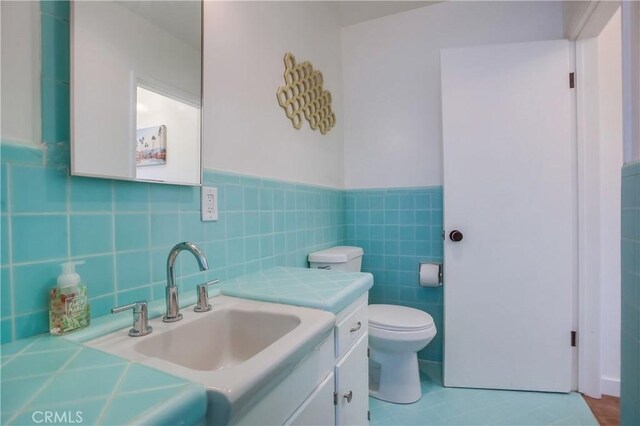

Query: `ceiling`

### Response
(116, 1, 440, 49)
(116, 1, 201, 48)
(328, 1, 441, 27)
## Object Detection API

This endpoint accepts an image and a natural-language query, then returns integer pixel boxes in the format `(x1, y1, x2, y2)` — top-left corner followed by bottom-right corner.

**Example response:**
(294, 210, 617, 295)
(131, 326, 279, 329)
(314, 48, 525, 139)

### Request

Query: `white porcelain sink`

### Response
(135, 308, 301, 371)
(87, 296, 335, 424)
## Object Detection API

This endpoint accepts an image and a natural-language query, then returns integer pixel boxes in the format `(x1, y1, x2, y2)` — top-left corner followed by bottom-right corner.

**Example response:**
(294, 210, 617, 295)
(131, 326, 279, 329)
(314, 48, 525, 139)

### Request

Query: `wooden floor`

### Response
(583, 394, 620, 426)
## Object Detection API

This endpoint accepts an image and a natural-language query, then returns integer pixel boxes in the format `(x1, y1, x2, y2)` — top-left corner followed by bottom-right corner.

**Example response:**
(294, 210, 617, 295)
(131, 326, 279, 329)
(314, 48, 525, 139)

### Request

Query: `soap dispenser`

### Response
(49, 261, 90, 335)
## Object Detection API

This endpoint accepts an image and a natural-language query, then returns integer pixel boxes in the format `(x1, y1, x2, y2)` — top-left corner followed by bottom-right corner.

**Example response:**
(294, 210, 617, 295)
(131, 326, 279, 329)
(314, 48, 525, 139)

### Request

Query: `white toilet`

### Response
(368, 304, 436, 403)
(308, 246, 437, 404)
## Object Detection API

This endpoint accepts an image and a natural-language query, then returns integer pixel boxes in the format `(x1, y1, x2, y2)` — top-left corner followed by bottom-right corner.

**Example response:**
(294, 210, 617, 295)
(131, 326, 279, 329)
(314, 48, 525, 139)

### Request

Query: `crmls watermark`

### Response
(31, 411, 83, 424)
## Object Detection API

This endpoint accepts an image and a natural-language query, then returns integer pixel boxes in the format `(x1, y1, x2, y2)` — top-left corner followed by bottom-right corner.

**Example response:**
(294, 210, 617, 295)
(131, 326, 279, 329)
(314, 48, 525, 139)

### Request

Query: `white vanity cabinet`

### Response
(286, 373, 336, 425)
(234, 294, 370, 426)
(333, 295, 369, 425)
(335, 335, 369, 425)
(285, 294, 370, 426)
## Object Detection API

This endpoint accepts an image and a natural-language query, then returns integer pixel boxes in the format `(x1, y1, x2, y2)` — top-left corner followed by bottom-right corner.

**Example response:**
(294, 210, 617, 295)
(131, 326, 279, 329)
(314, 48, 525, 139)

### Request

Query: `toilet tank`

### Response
(308, 246, 364, 272)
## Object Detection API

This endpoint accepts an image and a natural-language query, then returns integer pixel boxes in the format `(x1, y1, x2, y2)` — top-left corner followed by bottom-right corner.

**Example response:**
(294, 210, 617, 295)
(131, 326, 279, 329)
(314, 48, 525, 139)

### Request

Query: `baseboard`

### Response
(601, 376, 620, 397)
(418, 359, 441, 373)
(417, 361, 620, 397)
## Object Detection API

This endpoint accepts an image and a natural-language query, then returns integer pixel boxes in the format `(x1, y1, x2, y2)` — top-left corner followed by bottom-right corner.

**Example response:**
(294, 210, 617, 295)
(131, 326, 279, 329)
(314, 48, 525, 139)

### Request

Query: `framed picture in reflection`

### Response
(136, 125, 167, 166)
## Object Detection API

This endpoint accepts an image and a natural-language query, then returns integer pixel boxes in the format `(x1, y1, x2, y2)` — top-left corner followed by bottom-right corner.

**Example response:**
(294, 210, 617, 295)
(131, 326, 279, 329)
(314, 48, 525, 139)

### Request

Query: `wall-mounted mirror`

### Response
(71, 1, 202, 186)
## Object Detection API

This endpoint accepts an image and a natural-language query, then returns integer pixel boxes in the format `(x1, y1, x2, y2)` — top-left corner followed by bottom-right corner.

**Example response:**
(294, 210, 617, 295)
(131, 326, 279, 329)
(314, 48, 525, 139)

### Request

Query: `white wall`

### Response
(597, 9, 623, 397)
(622, 0, 640, 164)
(341, 1, 564, 189)
(1, 1, 41, 146)
(73, 1, 200, 181)
(202, 1, 344, 188)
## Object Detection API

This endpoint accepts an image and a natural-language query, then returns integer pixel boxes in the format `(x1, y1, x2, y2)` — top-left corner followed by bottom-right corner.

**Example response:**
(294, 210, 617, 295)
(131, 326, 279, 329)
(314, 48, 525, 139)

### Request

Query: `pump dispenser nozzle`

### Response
(57, 261, 85, 288)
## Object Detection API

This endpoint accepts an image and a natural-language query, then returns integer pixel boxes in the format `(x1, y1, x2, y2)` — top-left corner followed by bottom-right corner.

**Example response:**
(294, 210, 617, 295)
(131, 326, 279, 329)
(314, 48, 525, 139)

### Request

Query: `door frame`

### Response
(570, 0, 622, 399)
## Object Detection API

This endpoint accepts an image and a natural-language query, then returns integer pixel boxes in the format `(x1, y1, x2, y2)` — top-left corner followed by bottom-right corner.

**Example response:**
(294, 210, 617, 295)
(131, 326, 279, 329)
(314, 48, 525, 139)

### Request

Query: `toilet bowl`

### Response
(368, 304, 436, 404)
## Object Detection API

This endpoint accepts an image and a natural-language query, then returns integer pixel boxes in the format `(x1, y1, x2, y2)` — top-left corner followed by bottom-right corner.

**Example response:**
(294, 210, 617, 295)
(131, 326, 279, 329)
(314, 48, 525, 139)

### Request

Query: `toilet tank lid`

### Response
(308, 246, 364, 263)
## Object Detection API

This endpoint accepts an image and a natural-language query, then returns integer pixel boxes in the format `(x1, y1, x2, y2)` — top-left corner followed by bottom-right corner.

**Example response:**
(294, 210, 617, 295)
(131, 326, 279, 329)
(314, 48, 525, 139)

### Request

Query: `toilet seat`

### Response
(369, 304, 434, 332)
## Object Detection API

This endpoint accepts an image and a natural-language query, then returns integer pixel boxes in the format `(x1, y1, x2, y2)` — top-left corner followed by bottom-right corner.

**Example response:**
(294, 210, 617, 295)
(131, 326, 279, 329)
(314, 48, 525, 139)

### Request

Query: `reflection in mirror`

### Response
(0, 1, 41, 147)
(71, 1, 202, 186)
(135, 86, 200, 183)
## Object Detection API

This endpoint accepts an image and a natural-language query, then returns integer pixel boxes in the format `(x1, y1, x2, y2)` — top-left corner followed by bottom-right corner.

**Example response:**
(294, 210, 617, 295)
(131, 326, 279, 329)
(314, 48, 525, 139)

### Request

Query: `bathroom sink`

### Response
(86, 296, 335, 425)
(134, 308, 301, 371)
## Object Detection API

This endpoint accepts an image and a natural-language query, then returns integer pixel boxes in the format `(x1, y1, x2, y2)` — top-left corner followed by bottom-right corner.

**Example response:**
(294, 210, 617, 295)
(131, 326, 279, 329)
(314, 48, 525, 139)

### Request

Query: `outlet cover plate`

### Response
(201, 187, 218, 221)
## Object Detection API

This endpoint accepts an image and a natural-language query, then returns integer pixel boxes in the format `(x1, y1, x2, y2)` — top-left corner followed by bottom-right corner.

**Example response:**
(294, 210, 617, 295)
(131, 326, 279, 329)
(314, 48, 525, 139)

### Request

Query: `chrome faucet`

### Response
(163, 242, 209, 322)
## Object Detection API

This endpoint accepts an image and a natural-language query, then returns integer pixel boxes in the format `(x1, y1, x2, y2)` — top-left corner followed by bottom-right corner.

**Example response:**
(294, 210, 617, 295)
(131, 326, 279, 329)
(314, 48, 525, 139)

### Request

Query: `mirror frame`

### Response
(69, 0, 204, 187)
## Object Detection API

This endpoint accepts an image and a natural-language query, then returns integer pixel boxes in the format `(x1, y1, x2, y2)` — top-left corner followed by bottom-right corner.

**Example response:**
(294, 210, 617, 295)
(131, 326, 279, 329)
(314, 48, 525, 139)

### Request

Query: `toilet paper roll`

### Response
(419, 263, 441, 287)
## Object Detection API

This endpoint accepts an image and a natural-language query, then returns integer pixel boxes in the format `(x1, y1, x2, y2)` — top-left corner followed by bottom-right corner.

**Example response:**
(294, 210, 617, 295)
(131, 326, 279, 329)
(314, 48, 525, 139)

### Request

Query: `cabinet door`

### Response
(335, 335, 369, 426)
(286, 373, 335, 426)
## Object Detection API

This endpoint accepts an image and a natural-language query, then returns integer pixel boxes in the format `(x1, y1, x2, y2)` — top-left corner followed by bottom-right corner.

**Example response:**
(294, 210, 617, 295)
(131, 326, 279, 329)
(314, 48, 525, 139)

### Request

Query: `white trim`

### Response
(575, 37, 603, 399)
(569, 40, 579, 393)
(601, 376, 621, 397)
(574, 5, 624, 399)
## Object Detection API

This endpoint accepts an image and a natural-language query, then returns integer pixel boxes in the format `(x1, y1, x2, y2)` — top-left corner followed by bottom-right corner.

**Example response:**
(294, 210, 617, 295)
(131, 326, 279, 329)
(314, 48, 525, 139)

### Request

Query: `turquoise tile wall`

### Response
(0, 0, 345, 343)
(0, 161, 345, 343)
(621, 162, 640, 426)
(344, 187, 444, 362)
(2, 2, 447, 371)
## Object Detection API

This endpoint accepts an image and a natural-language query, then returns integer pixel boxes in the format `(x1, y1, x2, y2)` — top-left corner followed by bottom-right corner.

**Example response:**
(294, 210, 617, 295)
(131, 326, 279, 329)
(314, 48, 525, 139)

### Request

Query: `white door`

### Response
(441, 40, 574, 392)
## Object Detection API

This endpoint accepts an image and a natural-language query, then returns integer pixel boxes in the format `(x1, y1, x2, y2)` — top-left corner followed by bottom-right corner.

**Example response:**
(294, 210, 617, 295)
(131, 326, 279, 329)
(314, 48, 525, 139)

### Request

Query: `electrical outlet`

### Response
(201, 187, 218, 221)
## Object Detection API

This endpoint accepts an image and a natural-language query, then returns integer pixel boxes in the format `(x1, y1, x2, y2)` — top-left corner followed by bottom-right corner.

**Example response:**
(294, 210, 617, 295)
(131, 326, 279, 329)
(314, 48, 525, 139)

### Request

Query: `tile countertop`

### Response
(0, 335, 206, 426)
(220, 266, 374, 313)
(0, 267, 372, 425)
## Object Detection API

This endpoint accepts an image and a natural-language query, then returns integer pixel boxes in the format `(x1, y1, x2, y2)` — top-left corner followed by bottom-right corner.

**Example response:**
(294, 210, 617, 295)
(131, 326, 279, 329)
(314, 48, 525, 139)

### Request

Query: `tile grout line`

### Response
(95, 362, 132, 424)
(6, 163, 16, 341)
(117, 382, 186, 397)
(111, 184, 119, 305)
(1, 335, 45, 366)
(2, 358, 124, 384)
(101, 183, 115, 310)
(65, 168, 71, 262)
(6, 346, 84, 425)
(146, 186, 154, 299)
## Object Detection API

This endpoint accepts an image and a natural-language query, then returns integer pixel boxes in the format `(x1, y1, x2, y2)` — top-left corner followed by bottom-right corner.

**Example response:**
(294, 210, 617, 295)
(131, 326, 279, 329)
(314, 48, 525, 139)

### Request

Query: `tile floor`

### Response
(369, 363, 598, 426)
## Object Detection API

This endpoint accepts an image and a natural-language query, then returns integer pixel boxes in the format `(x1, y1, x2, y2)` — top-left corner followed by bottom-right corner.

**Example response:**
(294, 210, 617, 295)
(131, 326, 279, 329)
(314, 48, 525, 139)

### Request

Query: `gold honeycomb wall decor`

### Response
(276, 53, 336, 135)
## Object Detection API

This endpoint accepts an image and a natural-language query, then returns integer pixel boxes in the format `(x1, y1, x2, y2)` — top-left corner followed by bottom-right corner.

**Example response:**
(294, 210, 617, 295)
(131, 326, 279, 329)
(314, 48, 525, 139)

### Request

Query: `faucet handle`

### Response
(111, 301, 152, 337)
(194, 280, 220, 313)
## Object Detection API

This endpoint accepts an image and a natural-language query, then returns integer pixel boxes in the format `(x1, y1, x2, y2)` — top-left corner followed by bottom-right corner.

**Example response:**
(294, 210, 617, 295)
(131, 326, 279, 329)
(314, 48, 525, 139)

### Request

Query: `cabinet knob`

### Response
(343, 391, 353, 403)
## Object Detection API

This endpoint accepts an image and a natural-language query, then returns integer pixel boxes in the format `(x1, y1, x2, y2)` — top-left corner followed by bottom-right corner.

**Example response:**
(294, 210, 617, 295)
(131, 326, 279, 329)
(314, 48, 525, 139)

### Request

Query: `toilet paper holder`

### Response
(419, 261, 443, 286)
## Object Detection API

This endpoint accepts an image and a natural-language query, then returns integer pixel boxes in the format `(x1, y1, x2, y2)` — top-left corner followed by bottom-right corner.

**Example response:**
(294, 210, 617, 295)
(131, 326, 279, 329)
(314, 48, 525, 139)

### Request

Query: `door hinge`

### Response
(333, 392, 338, 405)
(368, 410, 371, 421)
(569, 72, 575, 89)
(571, 330, 577, 347)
